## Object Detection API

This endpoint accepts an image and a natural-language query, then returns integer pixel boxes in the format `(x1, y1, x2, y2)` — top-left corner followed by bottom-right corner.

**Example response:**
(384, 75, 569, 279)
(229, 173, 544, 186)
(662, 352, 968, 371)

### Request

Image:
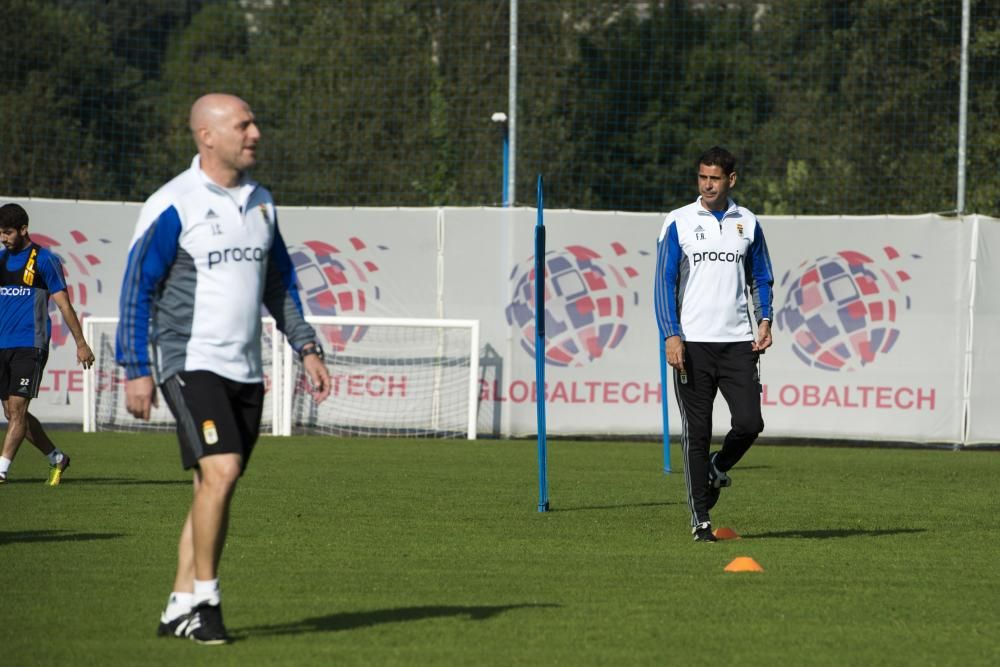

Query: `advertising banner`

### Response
(443, 208, 665, 437)
(966, 217, 1000, 445)
(760, 216, 970, 443)
(1, 196, 995, 445)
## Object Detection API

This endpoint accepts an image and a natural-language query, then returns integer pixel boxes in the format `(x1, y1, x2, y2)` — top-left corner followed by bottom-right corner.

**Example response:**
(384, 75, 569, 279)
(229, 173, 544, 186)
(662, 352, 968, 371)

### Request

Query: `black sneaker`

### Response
(707, 452, 731, 510)
(185, 603, 231, 645)
(692, 521, 717, 542)
(157, 613, 192, 639)
(708, 452, 732, 489)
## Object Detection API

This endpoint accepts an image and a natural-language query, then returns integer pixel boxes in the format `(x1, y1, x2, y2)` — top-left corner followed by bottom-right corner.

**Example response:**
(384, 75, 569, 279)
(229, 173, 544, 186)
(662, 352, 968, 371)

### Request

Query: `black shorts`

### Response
(0, 347, 48, 401)
(160, 370, 265, 471)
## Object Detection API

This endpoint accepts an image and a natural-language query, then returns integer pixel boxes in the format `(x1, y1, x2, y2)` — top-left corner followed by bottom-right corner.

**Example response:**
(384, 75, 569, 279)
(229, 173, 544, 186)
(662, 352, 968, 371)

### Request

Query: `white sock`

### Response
(47, 449, 65, 466)
(161, 592, 194, 622)
(0, 457, 11, 475)
(193, 578, 221, 607)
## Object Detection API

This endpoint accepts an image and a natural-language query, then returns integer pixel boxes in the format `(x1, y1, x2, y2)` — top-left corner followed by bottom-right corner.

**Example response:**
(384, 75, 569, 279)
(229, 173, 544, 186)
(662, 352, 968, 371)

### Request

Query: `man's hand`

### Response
(665, 335, 685, 371)
(125, 376, 158, 421)
(752, 320, 773, 352)
(77, 341, 95, 370)
(303, 355, 331, 403)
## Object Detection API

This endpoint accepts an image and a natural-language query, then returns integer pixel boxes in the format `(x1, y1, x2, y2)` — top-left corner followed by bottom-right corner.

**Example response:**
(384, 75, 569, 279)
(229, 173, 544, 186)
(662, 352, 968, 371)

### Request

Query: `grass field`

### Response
(2, 434, 998, 666)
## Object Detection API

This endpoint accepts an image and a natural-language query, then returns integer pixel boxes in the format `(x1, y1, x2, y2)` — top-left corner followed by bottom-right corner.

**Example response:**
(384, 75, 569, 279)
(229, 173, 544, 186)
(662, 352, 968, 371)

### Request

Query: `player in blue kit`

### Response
(0, 203, 95, 486)
(117, 94, 332, 645)
(654, 147, 774, 542)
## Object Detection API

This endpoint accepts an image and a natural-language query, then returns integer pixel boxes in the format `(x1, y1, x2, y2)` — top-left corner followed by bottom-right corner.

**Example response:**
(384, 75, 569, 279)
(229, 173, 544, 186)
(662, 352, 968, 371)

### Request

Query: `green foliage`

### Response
(130, 1, 253, 198)
(0, 0, 997, 215)
(964, 2, 1000, 214)
(554, 1, 710, 211)
(749, 0, 979, 214)
(0, 0, 141, 199)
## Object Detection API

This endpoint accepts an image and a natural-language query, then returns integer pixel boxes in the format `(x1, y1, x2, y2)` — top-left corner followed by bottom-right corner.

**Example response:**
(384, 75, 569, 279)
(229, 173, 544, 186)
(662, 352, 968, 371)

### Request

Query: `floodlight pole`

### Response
(508, 0, 517, 206)
(956, 0, 970, 214)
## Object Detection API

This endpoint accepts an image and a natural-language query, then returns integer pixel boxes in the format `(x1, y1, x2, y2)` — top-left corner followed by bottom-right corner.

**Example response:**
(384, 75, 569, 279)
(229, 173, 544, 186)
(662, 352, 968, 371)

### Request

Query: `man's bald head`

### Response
(188, 93, 261, 186)
(189, 94, 250, 144)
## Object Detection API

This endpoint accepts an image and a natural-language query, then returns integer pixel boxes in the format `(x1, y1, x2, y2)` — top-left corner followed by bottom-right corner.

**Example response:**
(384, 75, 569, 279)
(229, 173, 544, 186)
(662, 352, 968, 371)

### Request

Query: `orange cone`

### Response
(713, 527, 741, 540)
(724, 557, 763, 573)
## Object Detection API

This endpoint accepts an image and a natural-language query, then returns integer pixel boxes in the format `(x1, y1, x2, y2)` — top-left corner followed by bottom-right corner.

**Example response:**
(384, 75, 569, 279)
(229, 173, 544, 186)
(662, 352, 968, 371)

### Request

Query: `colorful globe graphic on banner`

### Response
(288, 238, 385, 352)
(775, 247, 916, 371)
(33, 230, 109, 350)
(506, 243, 641, 367)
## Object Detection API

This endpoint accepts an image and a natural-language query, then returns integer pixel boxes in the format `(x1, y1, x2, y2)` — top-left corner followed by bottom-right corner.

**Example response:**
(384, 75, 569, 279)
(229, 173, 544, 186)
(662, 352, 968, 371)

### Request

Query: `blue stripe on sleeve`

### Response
(267, 218, 306, 315)
(654, 221, 683, 339)
(115, 206, 181, 379)
(748, 222, 774, 321)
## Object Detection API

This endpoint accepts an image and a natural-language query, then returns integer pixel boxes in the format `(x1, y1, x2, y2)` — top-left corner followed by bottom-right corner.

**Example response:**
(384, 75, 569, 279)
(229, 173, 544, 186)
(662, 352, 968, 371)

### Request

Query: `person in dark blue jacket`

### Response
(0, 203, 94, 486)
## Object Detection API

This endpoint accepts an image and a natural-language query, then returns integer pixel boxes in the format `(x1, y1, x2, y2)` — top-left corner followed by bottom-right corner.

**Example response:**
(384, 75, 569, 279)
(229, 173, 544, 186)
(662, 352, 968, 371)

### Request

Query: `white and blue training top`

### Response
(654, 196, 774, 343)
(116, 156, 316, 383)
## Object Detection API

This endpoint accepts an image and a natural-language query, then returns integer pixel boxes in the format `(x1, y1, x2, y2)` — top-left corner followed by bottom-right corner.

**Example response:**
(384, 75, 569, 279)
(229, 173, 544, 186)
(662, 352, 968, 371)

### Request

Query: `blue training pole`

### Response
(501, 128, 510, 207)
(659, 340, 672, 473)
(535, 174, 550, 512)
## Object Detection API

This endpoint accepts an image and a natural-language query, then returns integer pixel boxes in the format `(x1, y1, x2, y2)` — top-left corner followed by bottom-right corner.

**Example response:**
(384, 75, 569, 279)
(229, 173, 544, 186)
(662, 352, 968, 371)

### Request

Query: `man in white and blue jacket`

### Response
(116, 94, 331, 643)
(654, 146, 774, 543)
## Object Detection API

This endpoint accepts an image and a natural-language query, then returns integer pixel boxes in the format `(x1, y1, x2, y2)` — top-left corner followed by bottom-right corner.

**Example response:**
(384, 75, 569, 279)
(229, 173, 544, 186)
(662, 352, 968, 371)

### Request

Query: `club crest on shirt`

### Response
(202, 420, 219, 445)
(258, 204, 271, 225)
(736, 223, 744, 238)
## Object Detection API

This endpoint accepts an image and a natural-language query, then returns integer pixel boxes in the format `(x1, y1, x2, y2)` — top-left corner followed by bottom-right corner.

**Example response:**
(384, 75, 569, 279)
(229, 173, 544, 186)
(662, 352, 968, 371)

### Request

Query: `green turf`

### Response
(2, 434, 998, 666)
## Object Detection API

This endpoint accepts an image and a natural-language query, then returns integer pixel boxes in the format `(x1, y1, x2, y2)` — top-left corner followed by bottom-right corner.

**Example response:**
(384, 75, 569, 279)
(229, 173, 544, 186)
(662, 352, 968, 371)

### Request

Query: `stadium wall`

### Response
(4, 197, 997, 446)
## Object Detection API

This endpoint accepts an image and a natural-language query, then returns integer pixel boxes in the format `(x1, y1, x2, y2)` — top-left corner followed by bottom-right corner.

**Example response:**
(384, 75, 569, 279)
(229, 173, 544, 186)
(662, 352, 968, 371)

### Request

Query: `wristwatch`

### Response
(299, 342, 325, 362)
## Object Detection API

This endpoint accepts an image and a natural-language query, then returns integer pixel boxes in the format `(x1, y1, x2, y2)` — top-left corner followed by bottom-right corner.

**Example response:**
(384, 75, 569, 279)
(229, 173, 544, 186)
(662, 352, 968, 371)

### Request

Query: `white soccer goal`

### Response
(283, 317, 480, 439)
(82, 317, 284, 435)
(83, 316, 480, 440)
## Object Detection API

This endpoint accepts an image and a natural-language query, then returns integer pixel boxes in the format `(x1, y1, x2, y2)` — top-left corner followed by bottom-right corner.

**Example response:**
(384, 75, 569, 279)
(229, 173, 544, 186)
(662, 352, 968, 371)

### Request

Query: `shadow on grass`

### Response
(238, 603, 560, 638)
(655, 465, 772, 475)
(549, 501, 678, 513)
(0, 529, 125, 546)
(742, 528, 926, 539)
(56, 477, 190, 486)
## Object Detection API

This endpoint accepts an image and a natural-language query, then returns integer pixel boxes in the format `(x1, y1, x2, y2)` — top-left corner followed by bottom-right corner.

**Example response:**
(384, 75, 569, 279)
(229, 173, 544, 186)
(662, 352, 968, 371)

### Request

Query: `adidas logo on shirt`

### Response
(205, 209, 219, 219)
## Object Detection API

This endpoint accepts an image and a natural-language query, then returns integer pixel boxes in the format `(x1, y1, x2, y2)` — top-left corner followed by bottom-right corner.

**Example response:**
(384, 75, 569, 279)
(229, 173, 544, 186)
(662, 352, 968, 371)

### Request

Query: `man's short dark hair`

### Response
(0, 203, 29, 231)
(697, 146, 736, 176)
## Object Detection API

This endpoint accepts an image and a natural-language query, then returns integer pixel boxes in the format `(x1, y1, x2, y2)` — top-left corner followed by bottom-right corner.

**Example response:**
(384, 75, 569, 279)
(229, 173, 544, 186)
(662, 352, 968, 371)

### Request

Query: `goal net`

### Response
(282, 317, 480, 439)
(83, 317, 282, 435)
(84, 316, 480, 440)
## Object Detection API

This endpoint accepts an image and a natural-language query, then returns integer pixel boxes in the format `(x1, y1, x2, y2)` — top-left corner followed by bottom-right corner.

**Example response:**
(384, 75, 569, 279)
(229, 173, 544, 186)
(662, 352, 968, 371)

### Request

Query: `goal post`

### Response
(82, 316, 117, 434)
(83, 315, 480, 440)
(83, 316, 283, 435)
(285, 317, 480, 439)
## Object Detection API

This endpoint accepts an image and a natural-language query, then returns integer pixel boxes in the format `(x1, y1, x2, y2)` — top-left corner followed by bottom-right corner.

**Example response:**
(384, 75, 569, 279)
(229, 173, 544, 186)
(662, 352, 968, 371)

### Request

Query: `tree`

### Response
(0, 0, 141, 199)
(964, 0, 1000, 215)
(130, 1, 253, 198)
(750, 0, 989, 215)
